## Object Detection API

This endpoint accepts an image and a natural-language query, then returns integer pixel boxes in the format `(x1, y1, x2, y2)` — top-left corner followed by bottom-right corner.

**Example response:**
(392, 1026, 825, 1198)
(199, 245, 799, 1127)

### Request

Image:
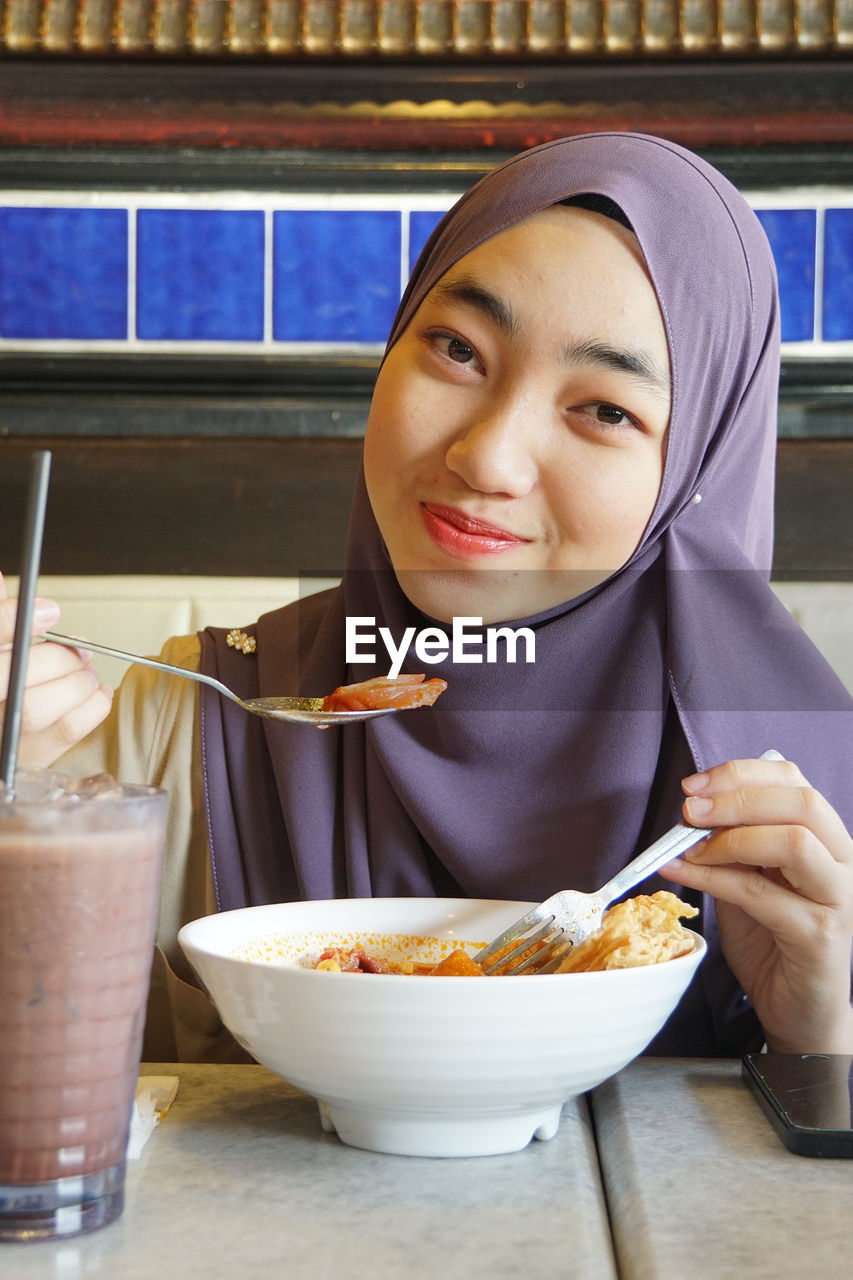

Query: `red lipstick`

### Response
(421, 503, 529, 559)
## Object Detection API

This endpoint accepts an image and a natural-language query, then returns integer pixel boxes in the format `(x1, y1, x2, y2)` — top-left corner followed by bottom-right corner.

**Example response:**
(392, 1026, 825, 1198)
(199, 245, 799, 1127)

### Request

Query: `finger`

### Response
(31, 631, 93, 663)
(16, 686, 114, 770)
(18, 667, 106, 735)
(682, 755, 808, 797)
(662, 856, 851, 944)
(0, 638, 93, 700)
(678, 825, 851, 908)
(681, 782, 852, 868)
(0, 596, 61, 647)
(0, 598, 14, 647)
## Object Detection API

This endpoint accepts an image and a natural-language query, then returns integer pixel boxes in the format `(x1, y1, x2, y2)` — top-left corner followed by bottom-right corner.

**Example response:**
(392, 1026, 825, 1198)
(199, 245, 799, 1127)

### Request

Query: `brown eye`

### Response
(596, 403, 629, 425)
(447, 337, 475, 363)
(571, 401, 642, 433)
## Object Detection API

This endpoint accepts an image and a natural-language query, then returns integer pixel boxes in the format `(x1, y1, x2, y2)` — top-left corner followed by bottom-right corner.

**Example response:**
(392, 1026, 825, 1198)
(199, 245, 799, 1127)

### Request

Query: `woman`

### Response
(3, 132, 852, 1062)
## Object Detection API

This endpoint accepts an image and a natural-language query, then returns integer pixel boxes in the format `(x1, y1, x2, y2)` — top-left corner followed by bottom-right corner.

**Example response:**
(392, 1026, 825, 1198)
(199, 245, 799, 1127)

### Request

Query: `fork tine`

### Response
(526, 939, 578, 975)
(501, 932, 573, 976)
(473, 900, 558, 968)
(479, 917, 561, 974)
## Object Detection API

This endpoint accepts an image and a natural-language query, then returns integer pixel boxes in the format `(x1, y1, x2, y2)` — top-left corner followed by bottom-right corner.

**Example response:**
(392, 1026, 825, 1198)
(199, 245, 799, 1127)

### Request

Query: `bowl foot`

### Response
(316, 1101, 563, 1157)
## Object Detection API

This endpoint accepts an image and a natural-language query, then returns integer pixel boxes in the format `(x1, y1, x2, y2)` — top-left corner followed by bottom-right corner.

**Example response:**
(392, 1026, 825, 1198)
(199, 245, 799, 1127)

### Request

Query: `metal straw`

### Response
(0, 451, 52, 797)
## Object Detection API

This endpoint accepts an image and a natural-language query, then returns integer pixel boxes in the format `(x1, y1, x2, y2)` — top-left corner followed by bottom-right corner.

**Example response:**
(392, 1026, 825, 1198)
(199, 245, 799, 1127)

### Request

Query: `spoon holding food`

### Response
(42, 632, 447, 728)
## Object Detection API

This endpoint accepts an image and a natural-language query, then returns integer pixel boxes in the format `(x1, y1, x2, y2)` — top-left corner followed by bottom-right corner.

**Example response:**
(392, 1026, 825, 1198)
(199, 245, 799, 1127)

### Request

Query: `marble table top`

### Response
(2, 1061, 616, 1280)
(5, 1057, 851, 1279)
(592, 1057, 853, 1280)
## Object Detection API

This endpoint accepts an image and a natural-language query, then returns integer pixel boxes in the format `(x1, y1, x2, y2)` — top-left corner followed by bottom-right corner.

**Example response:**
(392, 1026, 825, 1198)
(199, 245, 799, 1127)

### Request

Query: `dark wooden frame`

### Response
(1, 60, 852, 151)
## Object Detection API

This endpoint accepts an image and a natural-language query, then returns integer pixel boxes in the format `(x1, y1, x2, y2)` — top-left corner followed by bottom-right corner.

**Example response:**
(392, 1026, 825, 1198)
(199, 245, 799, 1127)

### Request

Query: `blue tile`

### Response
(137, 209, 265, 341)
(409, 210, 446, 274)
(823, 209, 853, 341)
(273, 210, 401, 342)
(0, 207, 127, 339)
(754, 209, 816, 343)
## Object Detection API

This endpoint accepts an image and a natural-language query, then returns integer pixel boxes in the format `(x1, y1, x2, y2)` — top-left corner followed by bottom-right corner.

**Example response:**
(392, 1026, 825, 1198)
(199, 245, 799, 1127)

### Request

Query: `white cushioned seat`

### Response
(7, 576, 853, 696)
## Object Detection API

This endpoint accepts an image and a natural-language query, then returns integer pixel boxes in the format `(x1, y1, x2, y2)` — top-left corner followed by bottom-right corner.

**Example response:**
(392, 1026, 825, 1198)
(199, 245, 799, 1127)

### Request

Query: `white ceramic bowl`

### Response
(178, 896, 706, 1158)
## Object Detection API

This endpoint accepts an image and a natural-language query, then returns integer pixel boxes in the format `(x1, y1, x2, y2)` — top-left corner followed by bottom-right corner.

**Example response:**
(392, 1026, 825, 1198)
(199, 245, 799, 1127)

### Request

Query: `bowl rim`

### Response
(178, 896, 708, 982)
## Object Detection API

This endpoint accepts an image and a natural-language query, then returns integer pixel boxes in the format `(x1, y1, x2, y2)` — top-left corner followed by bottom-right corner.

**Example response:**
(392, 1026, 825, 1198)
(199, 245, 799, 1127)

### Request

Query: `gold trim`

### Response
(2, 0, 851, 57)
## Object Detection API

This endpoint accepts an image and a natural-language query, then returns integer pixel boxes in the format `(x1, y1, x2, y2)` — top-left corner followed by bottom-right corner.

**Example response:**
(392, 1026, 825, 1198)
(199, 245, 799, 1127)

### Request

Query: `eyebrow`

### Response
(563, 339, 671, 404)
(427, 276, 670, 403)
(427, 276, 520, 339)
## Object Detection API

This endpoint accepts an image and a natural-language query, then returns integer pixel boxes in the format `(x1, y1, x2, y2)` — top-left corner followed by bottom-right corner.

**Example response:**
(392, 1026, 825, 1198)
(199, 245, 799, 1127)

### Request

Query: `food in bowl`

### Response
(321, 673, 447, 712)
(178, 897, 706, 1158)
(312, 945, 485, 975)
(554, 891, 698, 972)
(307, 891, 697, 976)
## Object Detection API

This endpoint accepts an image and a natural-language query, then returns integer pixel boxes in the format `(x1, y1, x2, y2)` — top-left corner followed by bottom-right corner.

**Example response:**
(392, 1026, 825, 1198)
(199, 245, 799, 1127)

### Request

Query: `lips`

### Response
(420, 503, 529, 559)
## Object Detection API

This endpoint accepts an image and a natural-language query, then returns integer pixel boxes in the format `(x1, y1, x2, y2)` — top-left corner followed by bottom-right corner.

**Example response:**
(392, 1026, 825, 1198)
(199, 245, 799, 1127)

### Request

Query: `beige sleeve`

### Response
(59, 634, 252, 1063)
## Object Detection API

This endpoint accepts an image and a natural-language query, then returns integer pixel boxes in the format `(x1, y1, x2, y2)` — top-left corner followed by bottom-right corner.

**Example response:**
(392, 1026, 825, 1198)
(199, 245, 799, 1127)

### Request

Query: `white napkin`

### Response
(127, 1075, 180, 1159)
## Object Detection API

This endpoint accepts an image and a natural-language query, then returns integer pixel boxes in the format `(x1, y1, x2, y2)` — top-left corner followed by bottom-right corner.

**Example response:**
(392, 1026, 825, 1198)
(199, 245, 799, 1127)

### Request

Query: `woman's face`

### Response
(363, 205, 672, 624)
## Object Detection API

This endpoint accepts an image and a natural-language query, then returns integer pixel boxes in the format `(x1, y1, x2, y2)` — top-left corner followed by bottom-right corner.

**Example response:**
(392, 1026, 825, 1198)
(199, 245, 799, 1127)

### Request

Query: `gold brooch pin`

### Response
(226, 628, 257, 655)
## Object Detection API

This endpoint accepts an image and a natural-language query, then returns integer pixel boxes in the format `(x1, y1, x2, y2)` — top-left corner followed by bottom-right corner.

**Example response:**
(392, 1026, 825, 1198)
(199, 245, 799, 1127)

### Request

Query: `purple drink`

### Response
(0, 771, 165, 1241)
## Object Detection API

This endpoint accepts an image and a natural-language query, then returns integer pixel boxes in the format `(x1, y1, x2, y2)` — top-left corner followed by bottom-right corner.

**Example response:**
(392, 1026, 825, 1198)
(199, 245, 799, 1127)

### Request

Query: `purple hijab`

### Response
(200, 133, 853, 1055)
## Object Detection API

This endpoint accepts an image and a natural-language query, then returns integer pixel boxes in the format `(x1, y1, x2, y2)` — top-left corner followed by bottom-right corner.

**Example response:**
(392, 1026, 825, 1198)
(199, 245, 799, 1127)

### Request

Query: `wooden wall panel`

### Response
(0, 438, 363, 578)
(1, 438, 851, 580)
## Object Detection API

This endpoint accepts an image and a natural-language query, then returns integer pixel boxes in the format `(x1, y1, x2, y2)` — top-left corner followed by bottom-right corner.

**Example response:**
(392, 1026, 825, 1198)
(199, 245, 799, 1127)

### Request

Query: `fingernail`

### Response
(682, 771, 709, 793)
(685, 795, 713, 819)
(33, 598, 60, 625)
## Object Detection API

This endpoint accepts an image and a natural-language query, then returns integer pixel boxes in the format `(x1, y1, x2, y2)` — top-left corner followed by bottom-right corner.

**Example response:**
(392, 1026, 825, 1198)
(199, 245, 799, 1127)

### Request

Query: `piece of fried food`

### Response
(322, 674, 447, 712)
(555, 891, 699, 973)
(427, 949, 486, 977)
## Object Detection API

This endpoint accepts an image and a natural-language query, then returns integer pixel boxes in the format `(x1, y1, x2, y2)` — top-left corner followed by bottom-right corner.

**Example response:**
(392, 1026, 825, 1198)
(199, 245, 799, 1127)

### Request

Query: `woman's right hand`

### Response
(0, 572, 113, 768)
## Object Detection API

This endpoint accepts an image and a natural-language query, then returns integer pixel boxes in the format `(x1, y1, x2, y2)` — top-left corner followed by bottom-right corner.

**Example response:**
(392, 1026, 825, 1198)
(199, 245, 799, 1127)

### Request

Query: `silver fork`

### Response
(42, 631, 396, 727)
(474, 748, 786, 975)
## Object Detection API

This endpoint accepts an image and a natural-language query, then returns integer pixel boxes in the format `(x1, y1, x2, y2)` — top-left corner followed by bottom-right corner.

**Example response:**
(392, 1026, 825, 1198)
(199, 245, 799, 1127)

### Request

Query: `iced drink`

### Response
(0, 770, 165, 1242)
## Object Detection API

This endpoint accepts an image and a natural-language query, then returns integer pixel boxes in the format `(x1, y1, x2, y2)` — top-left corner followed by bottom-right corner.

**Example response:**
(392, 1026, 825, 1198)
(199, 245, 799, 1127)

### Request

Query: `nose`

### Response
(444, 390, 538, 498)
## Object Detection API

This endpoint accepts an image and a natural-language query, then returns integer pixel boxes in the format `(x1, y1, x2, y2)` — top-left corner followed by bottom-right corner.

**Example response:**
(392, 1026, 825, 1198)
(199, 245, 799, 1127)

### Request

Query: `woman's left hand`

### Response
(662, 755, 853, 1054)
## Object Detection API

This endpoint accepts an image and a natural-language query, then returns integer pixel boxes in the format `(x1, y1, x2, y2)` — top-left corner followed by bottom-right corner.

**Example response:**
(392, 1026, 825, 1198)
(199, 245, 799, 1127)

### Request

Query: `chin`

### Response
(393, 568, 478, 623)
(394, 567, 592, 625)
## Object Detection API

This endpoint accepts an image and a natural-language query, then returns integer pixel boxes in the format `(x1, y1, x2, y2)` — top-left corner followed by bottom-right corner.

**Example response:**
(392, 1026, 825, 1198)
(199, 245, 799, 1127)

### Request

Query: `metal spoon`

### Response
(43, 631, 396, 727)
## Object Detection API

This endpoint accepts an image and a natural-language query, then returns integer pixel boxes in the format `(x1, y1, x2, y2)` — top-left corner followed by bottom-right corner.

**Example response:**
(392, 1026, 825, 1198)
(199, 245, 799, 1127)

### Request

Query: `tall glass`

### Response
(0, 771, 166, 1242)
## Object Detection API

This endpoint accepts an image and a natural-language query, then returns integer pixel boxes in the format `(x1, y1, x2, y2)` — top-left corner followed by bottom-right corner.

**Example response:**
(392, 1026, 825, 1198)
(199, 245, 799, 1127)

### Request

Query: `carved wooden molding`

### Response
(3, 0, 852, 59)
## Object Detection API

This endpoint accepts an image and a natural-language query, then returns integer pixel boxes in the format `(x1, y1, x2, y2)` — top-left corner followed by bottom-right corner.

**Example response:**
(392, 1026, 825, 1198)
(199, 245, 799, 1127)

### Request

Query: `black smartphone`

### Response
(741, 1052, 853, 1157)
